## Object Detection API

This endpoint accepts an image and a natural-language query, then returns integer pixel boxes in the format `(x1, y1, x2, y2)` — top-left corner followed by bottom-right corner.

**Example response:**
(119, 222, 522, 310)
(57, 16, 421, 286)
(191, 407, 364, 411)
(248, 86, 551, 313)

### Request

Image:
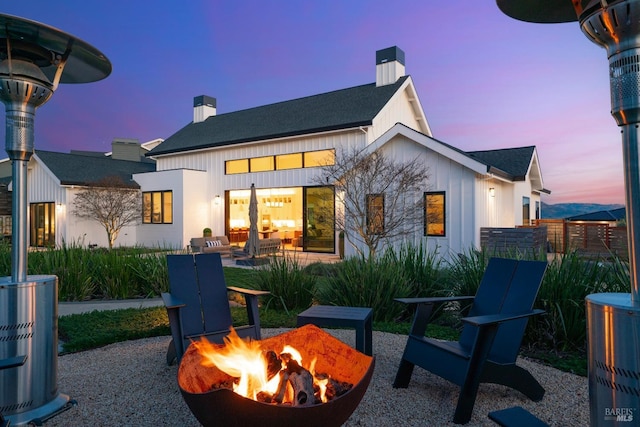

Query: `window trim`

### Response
(366, 193, 385, 235)
(143, 190, 173, 224)
(425, 191, 446, 237)
(523, 196, 531, 226)
(225, 149, 335, 175)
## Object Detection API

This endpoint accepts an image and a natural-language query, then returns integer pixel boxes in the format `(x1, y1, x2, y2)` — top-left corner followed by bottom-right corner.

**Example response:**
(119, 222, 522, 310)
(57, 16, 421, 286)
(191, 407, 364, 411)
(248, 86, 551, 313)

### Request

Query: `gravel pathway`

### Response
(45, 329, 588, 426)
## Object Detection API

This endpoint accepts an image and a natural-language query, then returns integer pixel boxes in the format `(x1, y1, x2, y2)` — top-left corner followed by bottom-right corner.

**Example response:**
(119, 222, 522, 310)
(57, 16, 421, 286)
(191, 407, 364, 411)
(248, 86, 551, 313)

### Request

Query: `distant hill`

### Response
(541, 202, 625, 219)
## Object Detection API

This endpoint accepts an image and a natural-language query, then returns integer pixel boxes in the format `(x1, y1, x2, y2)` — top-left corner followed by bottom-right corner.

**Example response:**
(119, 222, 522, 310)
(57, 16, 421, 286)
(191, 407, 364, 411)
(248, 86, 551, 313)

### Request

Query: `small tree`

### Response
(72, 176, 141, 249)
(315, 146, 430, 258)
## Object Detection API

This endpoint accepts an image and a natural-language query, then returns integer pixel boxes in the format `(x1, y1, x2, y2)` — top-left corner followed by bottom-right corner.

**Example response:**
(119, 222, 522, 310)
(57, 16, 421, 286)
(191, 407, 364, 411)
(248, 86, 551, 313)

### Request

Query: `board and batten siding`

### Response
(370, 77, 430, 144)
(153, 130, 368, 239)
(377, 134, 477, 259)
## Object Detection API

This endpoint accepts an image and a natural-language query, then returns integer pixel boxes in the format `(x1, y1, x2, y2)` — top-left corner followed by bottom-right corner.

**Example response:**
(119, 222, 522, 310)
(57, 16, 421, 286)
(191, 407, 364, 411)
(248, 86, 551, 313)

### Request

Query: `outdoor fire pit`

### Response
(178, 324, 375, 427)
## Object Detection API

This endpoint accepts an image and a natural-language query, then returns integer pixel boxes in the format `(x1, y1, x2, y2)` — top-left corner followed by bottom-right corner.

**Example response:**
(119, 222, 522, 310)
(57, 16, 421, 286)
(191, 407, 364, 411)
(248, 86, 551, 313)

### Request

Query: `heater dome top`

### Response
(0, 13, 111, 85)
(496, 0, 595, 23)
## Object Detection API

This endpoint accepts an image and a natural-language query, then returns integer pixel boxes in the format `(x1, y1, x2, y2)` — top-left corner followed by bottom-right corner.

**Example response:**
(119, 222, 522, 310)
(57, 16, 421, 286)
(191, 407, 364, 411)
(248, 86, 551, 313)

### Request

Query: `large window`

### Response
(226, 159, 249, 175)
(523, 196, 530, 225)
(276, 153, 303, 170)
(143, 191, 173, 224)
(366, 194, 384, 235)
(304, 149, 335, 168)
(425, 192, 445, 236)
(250, 156, 274, 172)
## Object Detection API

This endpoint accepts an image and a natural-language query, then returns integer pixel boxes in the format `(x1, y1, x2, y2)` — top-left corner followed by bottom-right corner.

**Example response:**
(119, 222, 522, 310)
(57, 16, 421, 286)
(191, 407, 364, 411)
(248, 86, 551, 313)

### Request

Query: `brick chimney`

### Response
(376, 46, 405, 87)
(193, 95, 216, 123)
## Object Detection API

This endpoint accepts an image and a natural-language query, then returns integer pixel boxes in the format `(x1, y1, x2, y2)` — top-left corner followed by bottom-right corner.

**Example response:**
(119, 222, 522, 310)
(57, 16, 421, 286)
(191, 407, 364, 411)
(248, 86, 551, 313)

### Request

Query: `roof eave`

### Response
(487, 166, 514, 181)
(147, 121, 373, 157)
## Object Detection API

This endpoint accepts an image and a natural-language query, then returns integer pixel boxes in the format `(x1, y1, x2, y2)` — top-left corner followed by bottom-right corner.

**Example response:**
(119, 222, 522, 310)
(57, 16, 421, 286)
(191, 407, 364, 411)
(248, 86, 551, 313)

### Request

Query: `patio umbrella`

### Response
(244, 183, 260, 258)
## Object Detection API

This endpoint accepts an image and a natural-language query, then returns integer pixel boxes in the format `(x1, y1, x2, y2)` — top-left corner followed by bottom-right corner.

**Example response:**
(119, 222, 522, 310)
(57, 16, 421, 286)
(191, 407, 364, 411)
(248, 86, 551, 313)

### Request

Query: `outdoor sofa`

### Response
(235, 237, 282, 257)
(189, 236, 233, 258)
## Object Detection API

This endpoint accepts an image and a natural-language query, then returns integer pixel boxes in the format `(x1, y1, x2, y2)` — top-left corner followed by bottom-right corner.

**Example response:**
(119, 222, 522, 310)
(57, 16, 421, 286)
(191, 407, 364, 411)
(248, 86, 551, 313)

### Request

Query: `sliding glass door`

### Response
(303, 186, 335, 253)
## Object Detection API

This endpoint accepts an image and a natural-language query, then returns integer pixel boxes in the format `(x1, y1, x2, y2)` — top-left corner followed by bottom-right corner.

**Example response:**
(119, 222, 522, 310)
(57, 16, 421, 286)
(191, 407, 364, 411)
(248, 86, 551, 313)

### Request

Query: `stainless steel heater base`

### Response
(586, 293, 640, 426)
(0, 275, 70, 426)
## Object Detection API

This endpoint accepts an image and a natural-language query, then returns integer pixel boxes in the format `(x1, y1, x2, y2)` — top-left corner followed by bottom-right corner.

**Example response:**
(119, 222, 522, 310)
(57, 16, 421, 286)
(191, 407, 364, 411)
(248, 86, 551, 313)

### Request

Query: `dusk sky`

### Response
(1, 1, 624, 205)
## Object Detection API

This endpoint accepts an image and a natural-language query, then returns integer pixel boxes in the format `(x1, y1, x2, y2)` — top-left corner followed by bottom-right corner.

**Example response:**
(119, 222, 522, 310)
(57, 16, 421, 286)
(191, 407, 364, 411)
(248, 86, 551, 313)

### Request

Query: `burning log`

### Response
(178, 324, 375, 427)
(280, 355, 315, 406)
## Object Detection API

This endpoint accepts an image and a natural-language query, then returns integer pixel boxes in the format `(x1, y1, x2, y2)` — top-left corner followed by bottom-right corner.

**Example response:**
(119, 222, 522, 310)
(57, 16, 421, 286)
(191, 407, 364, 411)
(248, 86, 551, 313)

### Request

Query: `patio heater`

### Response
(0, 14, 111, 425)
(497, 1, 640, 425)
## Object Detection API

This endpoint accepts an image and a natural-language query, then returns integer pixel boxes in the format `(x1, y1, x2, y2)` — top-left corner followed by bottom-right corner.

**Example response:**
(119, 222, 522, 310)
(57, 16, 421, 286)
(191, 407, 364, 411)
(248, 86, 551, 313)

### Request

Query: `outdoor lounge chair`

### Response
(393, 257, 547, 424)
(0, 355, 27, 427)
(162, 252, 269, 365)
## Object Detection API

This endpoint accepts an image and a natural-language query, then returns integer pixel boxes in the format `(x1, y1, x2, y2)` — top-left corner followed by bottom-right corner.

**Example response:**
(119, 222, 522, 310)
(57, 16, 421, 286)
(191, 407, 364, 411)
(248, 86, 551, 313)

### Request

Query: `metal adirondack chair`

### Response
(162, 252, 269, 365)
(393, 257, 547, 424)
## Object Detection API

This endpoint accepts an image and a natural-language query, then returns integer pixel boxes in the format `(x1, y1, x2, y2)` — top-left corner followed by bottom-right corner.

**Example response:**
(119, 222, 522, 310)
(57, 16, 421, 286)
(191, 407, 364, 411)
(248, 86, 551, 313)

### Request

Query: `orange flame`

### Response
(192, 328, 328, 404)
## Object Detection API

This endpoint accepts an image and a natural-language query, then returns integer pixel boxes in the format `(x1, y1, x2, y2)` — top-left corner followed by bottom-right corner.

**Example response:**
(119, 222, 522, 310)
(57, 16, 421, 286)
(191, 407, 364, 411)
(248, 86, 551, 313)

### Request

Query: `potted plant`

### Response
(203, 227, 212, 237)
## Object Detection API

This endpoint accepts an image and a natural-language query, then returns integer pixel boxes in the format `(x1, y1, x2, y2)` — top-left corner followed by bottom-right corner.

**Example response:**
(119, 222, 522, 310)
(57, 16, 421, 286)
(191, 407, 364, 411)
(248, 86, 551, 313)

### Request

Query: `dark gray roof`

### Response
(567, 207, 626, 221)
(466, 146, 535, 181)
(36, 150, 156, 188)
(148, 76, 410, 156)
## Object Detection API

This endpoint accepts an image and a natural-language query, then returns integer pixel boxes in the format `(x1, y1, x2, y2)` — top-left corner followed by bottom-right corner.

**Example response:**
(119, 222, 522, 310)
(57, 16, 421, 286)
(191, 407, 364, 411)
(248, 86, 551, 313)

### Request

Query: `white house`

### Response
(134, 46, 548, 258)
(1, 46, 547, 257)
(0, 138, 160, 248)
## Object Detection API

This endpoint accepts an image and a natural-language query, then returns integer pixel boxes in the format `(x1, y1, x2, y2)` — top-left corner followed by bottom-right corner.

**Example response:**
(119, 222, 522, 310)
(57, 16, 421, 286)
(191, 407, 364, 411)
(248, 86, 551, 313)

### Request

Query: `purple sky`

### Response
(1, 1, 624, 205)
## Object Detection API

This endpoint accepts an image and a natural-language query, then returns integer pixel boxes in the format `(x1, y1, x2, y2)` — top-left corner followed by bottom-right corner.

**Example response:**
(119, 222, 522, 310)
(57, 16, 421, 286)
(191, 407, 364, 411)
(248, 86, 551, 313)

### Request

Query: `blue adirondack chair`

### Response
(0, 355, 27, 427)
(162, 252, 269, 365)
(393, 257, 547, 424)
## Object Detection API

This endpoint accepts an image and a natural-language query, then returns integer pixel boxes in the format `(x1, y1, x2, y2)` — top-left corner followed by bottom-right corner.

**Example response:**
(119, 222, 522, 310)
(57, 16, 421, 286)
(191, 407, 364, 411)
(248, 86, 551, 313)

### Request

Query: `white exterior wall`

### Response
(28, 156, 140, 248)
(373, 134, 478, 259)
(133, 169, 208, 249)
(154, 130, 368, 242)
(28, 158, 123, 247)
(370, 78, 429, 143)
(473, 178, 517, 248)
(63, 188, 139, 248)
(512, 180, 538, 226)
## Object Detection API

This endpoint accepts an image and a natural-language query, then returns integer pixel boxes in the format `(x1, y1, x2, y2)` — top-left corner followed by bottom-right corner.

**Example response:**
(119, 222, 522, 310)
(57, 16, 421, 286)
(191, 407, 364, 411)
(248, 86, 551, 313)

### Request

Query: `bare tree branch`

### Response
(72, 176, 141, 249)
(313, 146, 430, 258)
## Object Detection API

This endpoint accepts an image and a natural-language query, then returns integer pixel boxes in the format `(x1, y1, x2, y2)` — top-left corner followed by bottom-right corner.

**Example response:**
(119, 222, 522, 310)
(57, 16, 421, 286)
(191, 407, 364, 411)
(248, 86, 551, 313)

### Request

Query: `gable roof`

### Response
(466, 146, 536, 181)
(367, 124, 545, 189)
(35, 150, 156, 188)
(147, 76, 410, 156)
(567, 207, 626, 221)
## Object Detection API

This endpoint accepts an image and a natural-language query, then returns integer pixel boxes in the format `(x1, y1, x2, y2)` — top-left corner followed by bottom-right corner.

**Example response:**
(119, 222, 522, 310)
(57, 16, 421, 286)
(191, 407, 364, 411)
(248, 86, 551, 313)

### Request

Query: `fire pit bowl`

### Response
(178, 324, 375, 427)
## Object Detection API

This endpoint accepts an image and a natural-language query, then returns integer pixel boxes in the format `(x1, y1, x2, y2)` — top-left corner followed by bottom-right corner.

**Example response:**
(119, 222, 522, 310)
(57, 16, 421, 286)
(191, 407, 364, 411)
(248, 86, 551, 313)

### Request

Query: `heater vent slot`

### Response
(6, 115, 32, 130)
(0, 321, 34, 331)
(0, 321, 34, 341)
(0, 399, 33, 414)
(595, 359, 640, 379)
(0, 78, 52, 105)
(610, 54, 640, 108)
(594, 359, 640, 396)
(595, 375, 640, 396)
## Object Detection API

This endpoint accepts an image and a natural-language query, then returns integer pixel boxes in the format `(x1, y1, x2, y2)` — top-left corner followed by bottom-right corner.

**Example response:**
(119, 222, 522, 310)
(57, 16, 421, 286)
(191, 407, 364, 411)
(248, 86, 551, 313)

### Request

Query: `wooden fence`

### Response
(480, 226, 548, 256)
(533, 219, 628, 259)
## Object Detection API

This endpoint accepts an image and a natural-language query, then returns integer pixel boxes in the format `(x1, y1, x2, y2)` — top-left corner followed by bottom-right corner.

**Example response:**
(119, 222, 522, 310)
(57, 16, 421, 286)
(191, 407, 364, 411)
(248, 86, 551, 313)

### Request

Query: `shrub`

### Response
(526, 251, 612, 352)
(446, 248, 491, 300)
(315, 251, 413, 323)
(17, 241, 172, 301)
(254, 254, 316, 313)
(391, 242, 446, 298)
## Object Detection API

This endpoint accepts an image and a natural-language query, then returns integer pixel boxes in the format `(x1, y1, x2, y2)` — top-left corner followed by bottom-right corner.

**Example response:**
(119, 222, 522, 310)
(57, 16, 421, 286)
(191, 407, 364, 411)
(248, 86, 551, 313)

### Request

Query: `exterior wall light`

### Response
(489, 188, 495, 198)
(214, 195, 221, 205)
